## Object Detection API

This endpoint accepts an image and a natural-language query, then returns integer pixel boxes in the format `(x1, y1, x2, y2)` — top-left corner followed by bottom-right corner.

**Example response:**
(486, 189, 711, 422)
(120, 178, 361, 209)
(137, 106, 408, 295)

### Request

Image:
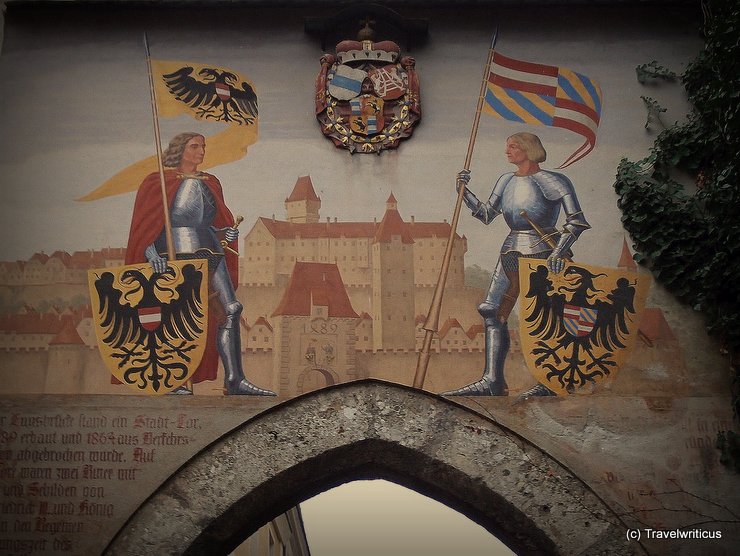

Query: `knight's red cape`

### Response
(122, 169, 239, 384)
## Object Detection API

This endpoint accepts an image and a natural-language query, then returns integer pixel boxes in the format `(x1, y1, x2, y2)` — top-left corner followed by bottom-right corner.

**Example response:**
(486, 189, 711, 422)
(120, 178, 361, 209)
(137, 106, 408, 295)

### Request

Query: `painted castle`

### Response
(0, 176, 685, 397)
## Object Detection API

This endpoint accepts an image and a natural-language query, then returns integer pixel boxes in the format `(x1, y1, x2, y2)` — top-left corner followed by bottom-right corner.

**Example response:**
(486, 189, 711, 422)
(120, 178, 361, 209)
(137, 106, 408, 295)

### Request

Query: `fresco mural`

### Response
(0, 27, 681, 400)
(0, 4, 736, 553)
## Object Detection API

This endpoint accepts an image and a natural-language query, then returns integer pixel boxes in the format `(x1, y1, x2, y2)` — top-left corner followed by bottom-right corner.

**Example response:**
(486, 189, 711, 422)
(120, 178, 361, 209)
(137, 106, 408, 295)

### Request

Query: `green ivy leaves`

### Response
(614, 0, 740, 426)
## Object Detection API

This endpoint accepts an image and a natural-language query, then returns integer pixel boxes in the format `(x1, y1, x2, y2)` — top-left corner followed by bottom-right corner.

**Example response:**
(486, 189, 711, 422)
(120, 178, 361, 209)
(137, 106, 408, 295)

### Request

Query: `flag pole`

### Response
(143, 33, 176, 261)
(412, 29, 499, 390)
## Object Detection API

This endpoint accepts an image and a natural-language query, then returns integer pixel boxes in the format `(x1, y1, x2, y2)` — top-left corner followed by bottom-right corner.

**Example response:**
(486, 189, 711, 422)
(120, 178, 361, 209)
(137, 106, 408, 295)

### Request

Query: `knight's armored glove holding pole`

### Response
(456, 169, 480, 211)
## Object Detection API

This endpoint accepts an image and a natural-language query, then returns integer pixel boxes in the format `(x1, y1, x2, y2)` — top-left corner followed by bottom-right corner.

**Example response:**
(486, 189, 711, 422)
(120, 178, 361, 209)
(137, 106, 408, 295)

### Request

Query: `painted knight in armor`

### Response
(126, 132, 275, 396)
(443, 132, 590, 398)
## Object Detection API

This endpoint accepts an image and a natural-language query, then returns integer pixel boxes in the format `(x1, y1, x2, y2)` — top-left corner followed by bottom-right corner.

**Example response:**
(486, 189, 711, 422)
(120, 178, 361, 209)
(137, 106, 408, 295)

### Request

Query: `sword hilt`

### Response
(520, 210, 572, 262)
(220, 215, 244, 255)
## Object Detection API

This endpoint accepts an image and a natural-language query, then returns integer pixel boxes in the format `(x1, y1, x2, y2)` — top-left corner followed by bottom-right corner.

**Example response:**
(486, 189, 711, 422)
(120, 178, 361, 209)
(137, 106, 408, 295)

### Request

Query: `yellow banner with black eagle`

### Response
(79, 59, 258, 201)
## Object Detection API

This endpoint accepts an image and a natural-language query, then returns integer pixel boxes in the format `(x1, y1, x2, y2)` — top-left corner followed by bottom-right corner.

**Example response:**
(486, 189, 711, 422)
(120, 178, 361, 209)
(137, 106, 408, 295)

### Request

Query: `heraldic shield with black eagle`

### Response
(519, 261, 651, 395)
(88, 260, 209, 395)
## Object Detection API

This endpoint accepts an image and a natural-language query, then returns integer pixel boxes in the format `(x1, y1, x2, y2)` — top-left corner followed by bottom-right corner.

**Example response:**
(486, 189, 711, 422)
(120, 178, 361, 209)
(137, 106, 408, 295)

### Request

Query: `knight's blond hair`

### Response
(507, 132, 547, 163)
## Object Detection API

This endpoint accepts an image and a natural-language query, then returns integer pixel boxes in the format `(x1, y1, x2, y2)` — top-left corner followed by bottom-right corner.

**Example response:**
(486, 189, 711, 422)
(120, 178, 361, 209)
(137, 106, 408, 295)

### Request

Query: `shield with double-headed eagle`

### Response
(316, 39, 421, 153)
(518, 261, 651, 395)
(88, 260, 209, 395)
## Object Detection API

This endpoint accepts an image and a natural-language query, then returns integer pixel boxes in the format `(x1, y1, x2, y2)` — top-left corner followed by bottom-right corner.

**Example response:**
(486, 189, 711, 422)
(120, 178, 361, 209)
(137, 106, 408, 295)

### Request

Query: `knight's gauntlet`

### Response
(547, 232, 575, 274)
(145, 244, 168, 274)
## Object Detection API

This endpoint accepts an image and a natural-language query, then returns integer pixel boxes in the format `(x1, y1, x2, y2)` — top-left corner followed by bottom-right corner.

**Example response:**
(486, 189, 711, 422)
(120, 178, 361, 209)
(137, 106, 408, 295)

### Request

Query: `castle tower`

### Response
(371, 193, 415, 350)
(285, 175, 321, 223)
(45, 319, 86, 394)
(617, 237, 637, 271)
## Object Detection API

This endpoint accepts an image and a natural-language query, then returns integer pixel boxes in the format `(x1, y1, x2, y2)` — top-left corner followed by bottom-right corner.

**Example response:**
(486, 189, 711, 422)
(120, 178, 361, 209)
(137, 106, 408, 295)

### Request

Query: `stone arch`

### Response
(105, 380, 640, 555)
(296, 365, 337, 393)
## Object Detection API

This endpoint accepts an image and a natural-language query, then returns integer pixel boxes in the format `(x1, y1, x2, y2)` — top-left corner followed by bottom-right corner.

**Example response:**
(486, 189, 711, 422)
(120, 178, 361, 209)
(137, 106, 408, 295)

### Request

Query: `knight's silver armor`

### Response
(443, 171, 590, 396)
(147, 177, 275, 396)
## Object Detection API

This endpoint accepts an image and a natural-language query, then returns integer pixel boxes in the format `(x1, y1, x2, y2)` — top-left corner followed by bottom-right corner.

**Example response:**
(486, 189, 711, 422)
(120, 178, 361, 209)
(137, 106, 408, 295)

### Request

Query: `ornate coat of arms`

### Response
(519, 261, 651, 394)
(316, 39, 421, 153)
(88, 260, 209, 395)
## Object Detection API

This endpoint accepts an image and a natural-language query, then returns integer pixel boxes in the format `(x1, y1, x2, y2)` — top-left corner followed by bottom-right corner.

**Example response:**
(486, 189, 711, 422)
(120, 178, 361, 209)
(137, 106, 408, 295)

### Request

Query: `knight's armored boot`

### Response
(515, 382, 557, 403)
(219, 301, 276, 396)
(168, 385, 193, 395)
(443, 322, 510, 396)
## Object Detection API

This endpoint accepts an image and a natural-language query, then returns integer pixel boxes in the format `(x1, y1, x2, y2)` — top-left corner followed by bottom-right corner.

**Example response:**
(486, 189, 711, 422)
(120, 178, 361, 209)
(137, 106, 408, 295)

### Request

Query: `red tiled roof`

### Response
(272, 262, 359, 318)
(438, 317, 464, 338)
(359, 312, 372, 320)
(0, 261, 21, 271)
(311, 289, 330, 307)
(68, 248, 125, 269)
(286, 175, 320, 202)
(1, 248, 127, 270)
(30, 253, 49, 264)
(415, 314, 426, 325)
(406, 221, 457, 239)
(0, 312, 75, 335)
(374, 204, 414, 244)
(618, 238, 637, 270)
(49, 320, 85, 345)
(258, 218, 460, 242)
(49, 251, 72, 266)
(69, 251, 106, 269)
(638, 308, 676, 342)
(253, 316, 273, 332)
(260, 218, 376, 239)
(466, 324, 484, 339)
(100, 247, 126, 258)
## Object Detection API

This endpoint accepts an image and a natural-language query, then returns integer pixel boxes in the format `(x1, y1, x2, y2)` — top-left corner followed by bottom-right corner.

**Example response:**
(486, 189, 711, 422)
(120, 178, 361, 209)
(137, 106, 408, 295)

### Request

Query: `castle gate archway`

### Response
(296, 365, 338, 394)
(105, 380, 640, 555)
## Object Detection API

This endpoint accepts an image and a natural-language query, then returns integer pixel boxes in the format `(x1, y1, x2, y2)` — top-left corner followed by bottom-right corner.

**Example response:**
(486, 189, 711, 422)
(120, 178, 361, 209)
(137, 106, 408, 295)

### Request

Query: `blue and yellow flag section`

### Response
(484, 52, 602, 168)
(79, 60, 258, 201)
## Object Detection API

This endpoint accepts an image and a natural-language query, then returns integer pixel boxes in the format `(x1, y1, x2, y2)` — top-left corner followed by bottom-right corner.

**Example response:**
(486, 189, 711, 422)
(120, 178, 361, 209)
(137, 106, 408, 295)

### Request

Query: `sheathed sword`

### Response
(520, 210, 569, 257)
